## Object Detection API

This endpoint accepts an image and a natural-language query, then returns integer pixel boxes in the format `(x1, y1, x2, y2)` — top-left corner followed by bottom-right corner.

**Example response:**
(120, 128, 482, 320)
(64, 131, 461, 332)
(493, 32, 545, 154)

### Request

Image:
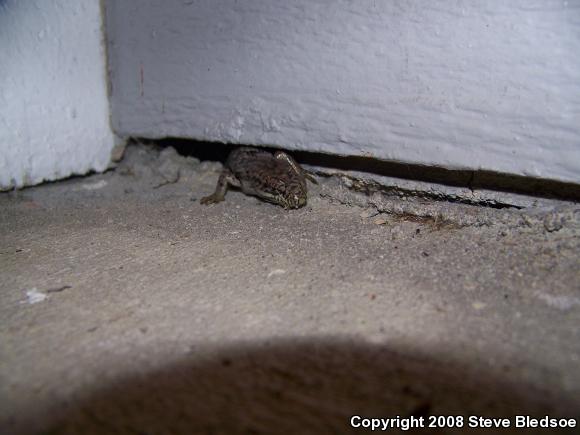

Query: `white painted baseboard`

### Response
(0, 0, 115, 189)
(105, 0, 580, 185)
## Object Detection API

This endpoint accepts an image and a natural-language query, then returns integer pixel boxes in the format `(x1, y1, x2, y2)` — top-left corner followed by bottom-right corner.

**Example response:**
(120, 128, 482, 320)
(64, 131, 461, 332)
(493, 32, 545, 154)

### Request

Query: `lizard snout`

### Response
(289, 194, 306, 209)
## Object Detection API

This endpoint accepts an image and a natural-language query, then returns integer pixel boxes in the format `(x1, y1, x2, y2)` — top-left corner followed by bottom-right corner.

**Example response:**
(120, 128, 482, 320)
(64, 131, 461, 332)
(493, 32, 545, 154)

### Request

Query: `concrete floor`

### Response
(1, 145, 579, 434)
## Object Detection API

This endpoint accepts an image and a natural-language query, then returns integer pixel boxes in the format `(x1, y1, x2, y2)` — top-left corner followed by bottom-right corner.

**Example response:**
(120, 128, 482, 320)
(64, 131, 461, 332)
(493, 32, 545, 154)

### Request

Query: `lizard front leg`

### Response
(200, 169, 239, 205)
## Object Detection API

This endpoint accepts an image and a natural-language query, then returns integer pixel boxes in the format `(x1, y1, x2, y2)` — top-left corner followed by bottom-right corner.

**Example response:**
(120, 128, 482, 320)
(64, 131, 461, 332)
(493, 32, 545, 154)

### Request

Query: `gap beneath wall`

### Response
(131, 137, 580, 209)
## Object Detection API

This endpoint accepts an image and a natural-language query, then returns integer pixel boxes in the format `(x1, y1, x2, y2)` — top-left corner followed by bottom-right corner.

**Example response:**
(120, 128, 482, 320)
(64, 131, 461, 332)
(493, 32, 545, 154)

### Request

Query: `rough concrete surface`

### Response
(1, 145, 579, 435)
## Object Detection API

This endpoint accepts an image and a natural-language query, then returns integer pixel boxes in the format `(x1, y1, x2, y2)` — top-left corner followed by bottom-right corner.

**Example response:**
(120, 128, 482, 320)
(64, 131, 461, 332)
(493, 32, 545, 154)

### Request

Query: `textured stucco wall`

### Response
(106, 0, 580, 185)
(0, 0, 115, 190)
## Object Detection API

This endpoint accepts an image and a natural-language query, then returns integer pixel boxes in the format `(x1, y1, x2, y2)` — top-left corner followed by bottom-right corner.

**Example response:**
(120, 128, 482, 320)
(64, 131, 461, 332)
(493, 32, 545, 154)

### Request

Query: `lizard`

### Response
(200, 147, 317, 209)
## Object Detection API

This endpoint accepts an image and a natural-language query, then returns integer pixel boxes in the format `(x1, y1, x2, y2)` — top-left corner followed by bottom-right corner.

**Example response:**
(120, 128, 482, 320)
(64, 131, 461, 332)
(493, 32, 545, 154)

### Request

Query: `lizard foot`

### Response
(200, 194, 225, 205)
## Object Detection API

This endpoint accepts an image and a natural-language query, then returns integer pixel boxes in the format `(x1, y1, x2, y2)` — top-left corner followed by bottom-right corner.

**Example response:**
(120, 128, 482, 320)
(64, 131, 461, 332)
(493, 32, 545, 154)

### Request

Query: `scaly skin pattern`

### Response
(201, 147, 316, 209)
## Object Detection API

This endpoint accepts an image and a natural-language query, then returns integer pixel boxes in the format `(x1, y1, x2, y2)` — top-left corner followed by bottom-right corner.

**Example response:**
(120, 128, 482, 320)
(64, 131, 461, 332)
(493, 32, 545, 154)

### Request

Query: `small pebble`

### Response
(472, 301, 487, 310)
(360, 209, 379, 219)
(373, 216, 388, 225)
(267, 269, 286, 278)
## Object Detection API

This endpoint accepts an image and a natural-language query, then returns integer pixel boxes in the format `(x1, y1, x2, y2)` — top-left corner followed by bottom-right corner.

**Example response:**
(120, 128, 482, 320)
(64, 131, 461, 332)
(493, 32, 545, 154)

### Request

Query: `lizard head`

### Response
(282, 192, 307, 209)
(276, 179, 307, 209)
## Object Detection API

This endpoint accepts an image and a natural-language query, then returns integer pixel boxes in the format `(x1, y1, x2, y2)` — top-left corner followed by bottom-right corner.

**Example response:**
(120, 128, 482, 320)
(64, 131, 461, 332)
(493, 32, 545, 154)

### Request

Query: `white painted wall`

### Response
(0, 0, 115, 190)
(106, 0, 580, 184)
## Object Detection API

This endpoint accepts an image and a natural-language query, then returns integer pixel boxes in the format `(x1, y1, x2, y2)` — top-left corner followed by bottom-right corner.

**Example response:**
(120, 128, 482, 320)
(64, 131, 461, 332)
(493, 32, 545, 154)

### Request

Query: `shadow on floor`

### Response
(30, 338, 576, 434)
